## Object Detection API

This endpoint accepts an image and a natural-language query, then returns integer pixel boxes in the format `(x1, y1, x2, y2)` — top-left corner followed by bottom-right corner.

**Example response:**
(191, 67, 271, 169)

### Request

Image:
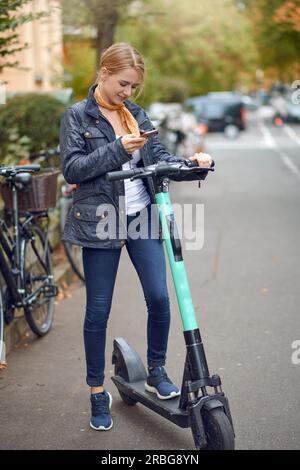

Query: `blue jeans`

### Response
(82, 206, 170, 387)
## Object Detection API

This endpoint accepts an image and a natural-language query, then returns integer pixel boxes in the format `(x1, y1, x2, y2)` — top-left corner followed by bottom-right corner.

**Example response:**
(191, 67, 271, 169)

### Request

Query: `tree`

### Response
(62, 0, 259, 104)
(117, 0, 258, 105)
(0, 0, 47, 73)
(273, 1, 300, 32)
(243, 0, 300, 79)
(62, 0, 140, 69)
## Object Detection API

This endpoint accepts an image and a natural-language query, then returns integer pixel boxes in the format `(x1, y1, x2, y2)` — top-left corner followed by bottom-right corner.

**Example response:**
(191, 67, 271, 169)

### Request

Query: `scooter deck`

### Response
(111, 375, 190, 428)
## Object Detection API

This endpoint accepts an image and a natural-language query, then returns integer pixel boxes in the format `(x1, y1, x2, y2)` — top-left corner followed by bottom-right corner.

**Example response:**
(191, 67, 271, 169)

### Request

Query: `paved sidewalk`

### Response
(0, 261, 195, 450)
(2, 144, 300, 450)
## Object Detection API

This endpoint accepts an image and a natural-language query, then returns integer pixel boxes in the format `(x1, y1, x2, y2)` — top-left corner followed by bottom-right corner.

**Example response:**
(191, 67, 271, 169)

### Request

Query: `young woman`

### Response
(60, 42, 213, 431)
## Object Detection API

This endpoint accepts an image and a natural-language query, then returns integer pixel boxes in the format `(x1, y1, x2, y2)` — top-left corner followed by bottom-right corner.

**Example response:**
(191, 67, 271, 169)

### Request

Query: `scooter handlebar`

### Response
(106, 160, 214, 182)
(106, 168, 138, 181)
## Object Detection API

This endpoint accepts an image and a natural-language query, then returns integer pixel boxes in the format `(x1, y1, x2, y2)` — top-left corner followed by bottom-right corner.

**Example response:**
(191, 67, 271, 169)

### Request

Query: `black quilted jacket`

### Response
(59, 84, 179, 248)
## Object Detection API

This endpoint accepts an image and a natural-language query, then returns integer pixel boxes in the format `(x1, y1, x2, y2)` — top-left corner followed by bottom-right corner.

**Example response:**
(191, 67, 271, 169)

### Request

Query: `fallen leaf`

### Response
(261, 288, 268, 294)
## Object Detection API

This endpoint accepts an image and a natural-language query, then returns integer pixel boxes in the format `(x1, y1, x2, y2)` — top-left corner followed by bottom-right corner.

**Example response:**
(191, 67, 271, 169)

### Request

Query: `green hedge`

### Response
(0, 93, 66, 164)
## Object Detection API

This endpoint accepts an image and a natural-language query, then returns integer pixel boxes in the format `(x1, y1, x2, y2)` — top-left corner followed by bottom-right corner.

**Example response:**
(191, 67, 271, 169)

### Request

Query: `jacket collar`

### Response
(84, 83, 142, 119)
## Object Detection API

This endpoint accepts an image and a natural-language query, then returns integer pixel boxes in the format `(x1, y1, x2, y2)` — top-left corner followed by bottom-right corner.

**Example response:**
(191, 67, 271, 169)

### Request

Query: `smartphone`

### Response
(140, 129, 158, 137)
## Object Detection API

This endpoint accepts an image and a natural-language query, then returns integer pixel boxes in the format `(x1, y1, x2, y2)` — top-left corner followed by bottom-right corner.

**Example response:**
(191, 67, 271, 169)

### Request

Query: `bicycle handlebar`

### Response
(0, 164, 41, 177)
(106, 159, 214, 182)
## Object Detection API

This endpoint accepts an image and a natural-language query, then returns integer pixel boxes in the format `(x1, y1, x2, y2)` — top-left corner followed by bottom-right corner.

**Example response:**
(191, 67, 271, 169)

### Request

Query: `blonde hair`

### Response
(98, 43, 145, 97)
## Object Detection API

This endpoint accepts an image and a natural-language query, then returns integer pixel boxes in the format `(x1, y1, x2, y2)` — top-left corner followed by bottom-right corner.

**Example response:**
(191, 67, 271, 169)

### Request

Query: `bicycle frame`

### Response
(0, 162, 58, 338)
(0, 180, 51, 314)
(0, 220, 23, 309)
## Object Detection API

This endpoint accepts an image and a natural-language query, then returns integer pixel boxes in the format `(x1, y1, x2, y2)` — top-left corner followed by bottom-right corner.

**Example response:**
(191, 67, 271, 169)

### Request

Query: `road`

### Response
(1, 108, 300, 450)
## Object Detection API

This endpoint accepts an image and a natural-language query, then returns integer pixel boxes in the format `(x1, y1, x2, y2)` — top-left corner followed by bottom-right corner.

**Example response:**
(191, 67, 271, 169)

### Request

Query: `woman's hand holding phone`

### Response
(121, 129, 158, 155)
(121, 134, 147, 154)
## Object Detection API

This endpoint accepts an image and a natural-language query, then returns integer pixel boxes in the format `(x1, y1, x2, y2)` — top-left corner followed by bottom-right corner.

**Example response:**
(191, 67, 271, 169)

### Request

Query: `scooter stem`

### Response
(156, 186, 210, 385)
(155, 190, 198, 332)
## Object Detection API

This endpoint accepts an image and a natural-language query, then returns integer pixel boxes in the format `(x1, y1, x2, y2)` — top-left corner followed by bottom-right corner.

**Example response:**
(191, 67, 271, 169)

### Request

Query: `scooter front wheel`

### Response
(202, 408, 235, 450)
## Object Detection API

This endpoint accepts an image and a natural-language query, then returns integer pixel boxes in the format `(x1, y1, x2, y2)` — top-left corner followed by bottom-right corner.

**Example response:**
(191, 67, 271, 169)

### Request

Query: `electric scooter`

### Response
(106, 160, 235, 450)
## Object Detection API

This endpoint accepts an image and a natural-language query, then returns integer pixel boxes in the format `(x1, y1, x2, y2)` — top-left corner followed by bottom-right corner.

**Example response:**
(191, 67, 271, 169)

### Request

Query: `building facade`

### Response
(1, 0, 63, 92)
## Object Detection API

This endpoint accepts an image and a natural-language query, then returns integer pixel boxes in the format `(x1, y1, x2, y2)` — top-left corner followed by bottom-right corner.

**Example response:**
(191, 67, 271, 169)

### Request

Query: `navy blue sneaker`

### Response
(90, 391, 113, 431)
(145, 366, 180, 400)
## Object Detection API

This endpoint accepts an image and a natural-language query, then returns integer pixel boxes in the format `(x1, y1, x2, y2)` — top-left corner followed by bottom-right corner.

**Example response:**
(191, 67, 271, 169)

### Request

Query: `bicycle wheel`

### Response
(60, 197, 85, 282)
(0, 286, 6, 368)
(21, 223, 55, 336)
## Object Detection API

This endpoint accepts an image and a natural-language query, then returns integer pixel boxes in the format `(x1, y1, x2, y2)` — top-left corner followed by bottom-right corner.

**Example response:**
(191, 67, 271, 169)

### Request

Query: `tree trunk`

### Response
(95, 8, 119, 71)
(95, 24, 104, 74)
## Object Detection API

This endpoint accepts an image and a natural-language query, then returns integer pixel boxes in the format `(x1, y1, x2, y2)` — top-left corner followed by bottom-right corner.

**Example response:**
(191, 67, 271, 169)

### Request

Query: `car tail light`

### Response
(240, 106, 246, 125)
(275, 117, 283, 126)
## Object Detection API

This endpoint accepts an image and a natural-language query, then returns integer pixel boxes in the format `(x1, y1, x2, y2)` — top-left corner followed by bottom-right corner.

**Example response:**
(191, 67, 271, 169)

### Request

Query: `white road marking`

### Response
(280, 151, 300, 181)
(258, 122, 300, 181)
(207, 122, 300, 181)
(282, 125, 300, 148)
(258, 123, 277, 148)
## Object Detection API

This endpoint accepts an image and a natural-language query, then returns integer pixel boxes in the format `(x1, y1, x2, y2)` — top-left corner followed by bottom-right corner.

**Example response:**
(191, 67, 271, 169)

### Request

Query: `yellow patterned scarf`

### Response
(94, 84, 140, 136)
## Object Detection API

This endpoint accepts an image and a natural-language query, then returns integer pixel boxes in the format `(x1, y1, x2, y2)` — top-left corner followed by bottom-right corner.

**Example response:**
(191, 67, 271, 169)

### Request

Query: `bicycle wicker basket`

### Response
(0, 168, 60, 212)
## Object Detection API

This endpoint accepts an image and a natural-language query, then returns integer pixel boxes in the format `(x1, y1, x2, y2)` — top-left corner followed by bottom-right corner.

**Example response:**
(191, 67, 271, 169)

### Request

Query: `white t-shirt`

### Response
(117, 136, 150, 215)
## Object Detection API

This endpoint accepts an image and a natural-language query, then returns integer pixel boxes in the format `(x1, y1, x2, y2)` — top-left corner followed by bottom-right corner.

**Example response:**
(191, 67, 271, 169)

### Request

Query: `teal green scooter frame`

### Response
(156, 187, 198, 332)
(107, 161, 235, 450)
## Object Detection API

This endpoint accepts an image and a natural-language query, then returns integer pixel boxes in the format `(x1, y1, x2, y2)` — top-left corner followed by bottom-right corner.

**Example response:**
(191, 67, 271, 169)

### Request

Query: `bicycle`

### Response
(26, 148, 85, 282)
(0, 282, 5, 368)
(0, 164, 58, 365)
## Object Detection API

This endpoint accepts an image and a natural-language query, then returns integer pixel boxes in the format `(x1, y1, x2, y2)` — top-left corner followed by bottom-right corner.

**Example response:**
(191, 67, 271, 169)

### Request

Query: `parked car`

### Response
(285, 97, 300, 123)
(184, 92, 246, 137)
(241, 95, 260, 111)
(270, 93, 300, 124)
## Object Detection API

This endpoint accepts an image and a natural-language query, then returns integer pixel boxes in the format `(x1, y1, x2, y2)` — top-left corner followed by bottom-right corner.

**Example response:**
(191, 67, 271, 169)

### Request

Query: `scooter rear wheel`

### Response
(202, 408, 235, 450)
(114, 365, 137, 406)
